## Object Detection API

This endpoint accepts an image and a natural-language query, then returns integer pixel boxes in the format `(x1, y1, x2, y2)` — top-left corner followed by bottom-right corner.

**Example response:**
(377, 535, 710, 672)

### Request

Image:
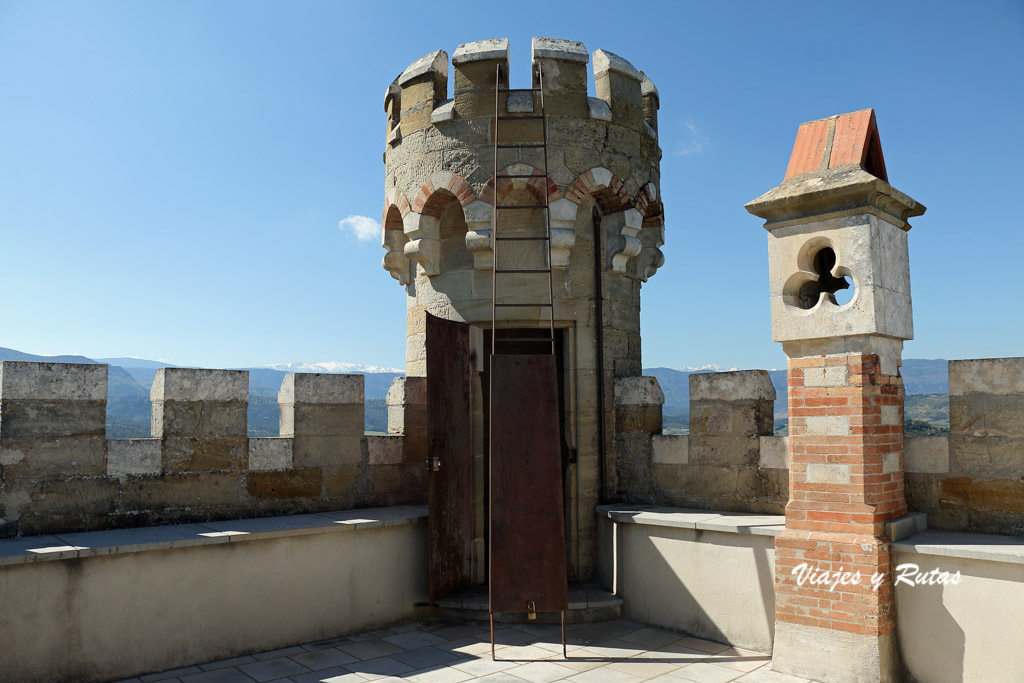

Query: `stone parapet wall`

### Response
(905, 357, 1024, 537)
(615, 370, 787, 513)
(0, 506, 430, 682)
(0, 361, 427, 537)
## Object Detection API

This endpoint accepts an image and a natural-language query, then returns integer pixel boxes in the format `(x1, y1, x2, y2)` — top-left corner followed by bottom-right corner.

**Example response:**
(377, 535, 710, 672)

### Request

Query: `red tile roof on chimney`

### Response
(783, 108, 888, 182)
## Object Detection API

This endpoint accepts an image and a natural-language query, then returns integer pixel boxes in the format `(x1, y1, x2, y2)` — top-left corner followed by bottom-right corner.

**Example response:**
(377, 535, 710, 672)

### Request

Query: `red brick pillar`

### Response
(773, 346, 906, 681)
(745, 109, 925, 682)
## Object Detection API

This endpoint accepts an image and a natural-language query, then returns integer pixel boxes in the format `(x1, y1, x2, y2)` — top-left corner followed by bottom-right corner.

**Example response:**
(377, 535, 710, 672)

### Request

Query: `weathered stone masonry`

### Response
(0, 362, 427, 537)
(381, 38, 665, 581)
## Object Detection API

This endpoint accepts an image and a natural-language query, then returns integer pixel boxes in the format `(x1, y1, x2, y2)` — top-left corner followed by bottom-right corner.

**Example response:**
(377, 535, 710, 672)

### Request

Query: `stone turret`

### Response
(382, 37, 665, 377)
(382, 38, 665, 581)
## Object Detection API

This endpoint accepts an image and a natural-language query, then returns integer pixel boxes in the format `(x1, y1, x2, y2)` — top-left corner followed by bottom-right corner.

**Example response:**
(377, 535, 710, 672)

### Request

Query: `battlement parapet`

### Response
(383, 38, 665, 293)
(0, 362, 427, 538)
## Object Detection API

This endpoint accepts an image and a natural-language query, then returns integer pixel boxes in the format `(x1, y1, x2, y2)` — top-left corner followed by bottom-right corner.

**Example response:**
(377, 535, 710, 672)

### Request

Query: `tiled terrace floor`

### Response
(119, 619, 818, 683)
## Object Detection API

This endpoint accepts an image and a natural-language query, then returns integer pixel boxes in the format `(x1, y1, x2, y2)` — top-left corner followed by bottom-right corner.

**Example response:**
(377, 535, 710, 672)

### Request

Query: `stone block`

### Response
(151, 368, 248, 402)
(370, 465, 403, 495)
(652, 434, 687, 465)
(905, 436, 949, 474)
(286, 403, 364, 437)
(152, 400, 248, 439)
(0, 361, 107, 401)
(278, 373, 364, 405)
(324, 466, 361, 498)
(804, 414, 850, 436)
(613, 376, 664, 405)
(759, 436, 789, 469)
(121, 473, 240, 510)
(12, 476, 122, 534)
(593, 50, 643, 132)
(614, 432, 652, 499)
(108, 438, 161, 477)
(290, 434, 364, 468)
(386, 376, 427, 435)
(764, 216, 914, 342)
(904, 472, 941, 513)
(246, 469, 322, 499)
(0, 435, 107, 479)
(805, 463, 851, 484)
(689, 370, 775, 402)
(689, 401, 773, 437)
(736, 467, 787, 506)
(367, 435, 404, 465)
(248, 437, 293, 471)
(677, 465, 737, 499)
(949, 357, 1024, 396)
(939, 477, 1024, 515)
(687, 435, 760, 468)
(950, 393, 1024, 438)
(0, 400, 106, 438)
(614, 404, 662, 434)
(803, 365, 848, 387)
(653, 464, 682, 493)
(948, 434, 1024, 479)
(160, 437, 248, 474)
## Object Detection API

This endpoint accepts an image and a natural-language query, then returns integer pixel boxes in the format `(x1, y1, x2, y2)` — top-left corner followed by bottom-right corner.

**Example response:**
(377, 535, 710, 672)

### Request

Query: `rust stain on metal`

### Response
(489, 354, 568, 614)
(426, 313, 474, 603)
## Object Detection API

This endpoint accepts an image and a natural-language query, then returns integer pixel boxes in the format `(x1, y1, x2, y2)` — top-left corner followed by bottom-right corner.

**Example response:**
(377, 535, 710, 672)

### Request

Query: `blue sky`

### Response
(1, 1, 1022, 371)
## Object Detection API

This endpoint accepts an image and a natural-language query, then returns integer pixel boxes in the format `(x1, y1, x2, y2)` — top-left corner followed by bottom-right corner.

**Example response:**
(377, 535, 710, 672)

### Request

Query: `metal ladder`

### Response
(490, 61, 556, 356)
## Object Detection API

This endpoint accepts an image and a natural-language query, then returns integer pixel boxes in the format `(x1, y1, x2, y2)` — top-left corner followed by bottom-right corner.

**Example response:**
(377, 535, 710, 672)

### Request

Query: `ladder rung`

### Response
(497, 115, 543, 120)
(498, 87, 542, 92)
(495, 337, 554, 343)
(495, 204, 547, 210)
(494, 269, 551, 274)
(495, 236, 549, 241)
(495, 303, 553, 307)
(495, 174, 548, 179)
(495, 143, 546, 148)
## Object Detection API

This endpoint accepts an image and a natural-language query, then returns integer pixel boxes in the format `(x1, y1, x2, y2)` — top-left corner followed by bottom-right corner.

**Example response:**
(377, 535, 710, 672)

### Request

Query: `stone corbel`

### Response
(609, 208, 643, 273)
(639, 222, 666, 282)
(403, 211, 440, 277)
(463, 200, 493, 271)
(548, 198, 578, 268)
(382, 228, 411, 286)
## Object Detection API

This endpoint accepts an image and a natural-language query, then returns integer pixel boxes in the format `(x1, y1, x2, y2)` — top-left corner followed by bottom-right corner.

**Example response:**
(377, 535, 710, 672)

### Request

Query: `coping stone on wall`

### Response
(597, 504, 785, 537)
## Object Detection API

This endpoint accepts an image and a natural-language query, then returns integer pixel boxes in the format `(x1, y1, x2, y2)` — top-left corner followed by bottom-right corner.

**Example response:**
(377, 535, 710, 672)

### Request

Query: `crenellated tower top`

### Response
(381, 38, 665, 383)
(382, 38, 664, 290)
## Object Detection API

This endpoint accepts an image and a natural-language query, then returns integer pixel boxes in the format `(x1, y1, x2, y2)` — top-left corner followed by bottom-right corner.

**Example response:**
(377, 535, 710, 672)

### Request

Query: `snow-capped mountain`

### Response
(261, 361, 403, 374)
(677, 363, 740, 372)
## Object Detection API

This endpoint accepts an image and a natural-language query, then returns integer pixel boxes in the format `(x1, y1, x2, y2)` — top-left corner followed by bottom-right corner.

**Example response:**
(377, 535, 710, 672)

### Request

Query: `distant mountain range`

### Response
(0, 346, 952, 436)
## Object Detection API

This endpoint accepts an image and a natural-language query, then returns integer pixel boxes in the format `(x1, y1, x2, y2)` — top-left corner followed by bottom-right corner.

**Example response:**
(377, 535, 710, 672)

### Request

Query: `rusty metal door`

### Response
(426, 313, 473, 603)
(489, 354, 568, 615)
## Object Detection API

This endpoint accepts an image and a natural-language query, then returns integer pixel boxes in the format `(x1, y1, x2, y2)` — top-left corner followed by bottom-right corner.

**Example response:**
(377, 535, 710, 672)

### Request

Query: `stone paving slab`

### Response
(127, 618, 822, 683)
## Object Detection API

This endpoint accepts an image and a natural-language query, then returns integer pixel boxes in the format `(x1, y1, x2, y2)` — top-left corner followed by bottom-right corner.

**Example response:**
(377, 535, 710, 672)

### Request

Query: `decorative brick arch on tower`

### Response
(382, 187, 413, 286)
(566, 167, 632, 213)
(397, 172, 477, 278)
(465, 163, 573, 271)
(481, 164, 562, 206)
(411, 171, 476, 215)
(563, 167, 651, 276)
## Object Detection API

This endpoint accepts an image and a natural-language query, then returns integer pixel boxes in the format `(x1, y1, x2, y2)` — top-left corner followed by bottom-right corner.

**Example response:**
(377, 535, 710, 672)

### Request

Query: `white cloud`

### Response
(338, 215, 380, 242)
(676, 120, 710, 156)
